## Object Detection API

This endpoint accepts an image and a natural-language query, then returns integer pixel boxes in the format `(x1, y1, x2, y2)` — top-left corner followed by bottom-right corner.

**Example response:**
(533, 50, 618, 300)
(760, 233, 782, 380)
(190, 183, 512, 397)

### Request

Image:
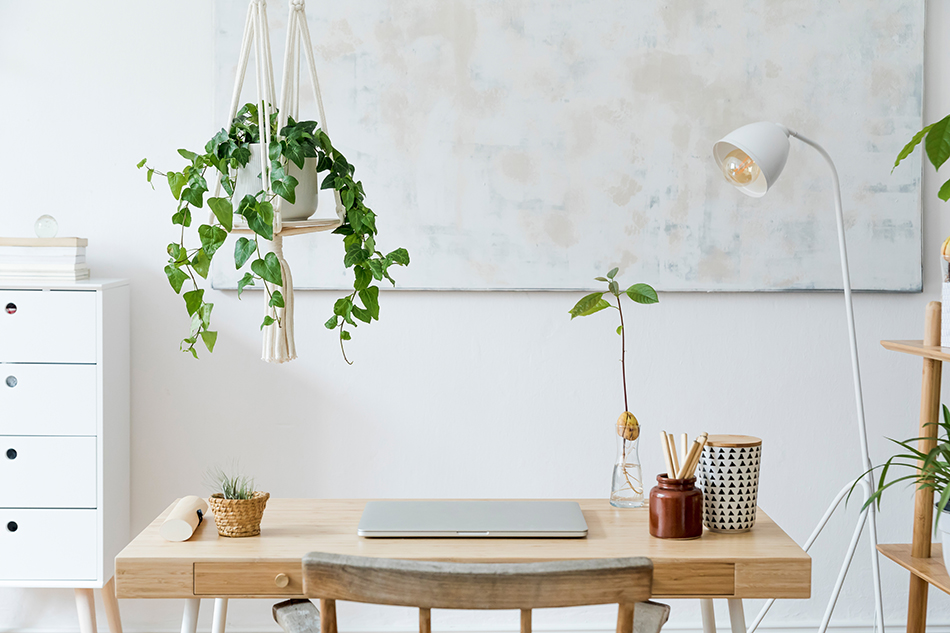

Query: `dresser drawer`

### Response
(195, 562, 303, 596)
(0, 436, 96, 508)
(0, 364, 96, 435)
(0, 290, 97, 363)
(0, 508, 97, 580)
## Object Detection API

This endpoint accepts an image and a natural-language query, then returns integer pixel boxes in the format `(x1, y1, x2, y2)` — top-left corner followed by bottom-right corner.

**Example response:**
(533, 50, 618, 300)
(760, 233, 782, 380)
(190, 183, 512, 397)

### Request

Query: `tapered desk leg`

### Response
(320, 599, 337, 633)
(212, 598, 228, 633)
(700, 599, 717, 633)
(181, 599, 201, 633)
(727, 599, 746, 633)
(75, 589, 98, 633)
(101, 577, 123, 633)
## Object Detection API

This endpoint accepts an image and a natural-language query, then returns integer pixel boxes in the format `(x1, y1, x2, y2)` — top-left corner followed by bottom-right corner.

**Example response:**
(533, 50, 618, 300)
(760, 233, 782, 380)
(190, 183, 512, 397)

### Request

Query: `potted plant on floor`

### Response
(206, 466, 269, 538)
(138, 102, 409, 362)
(569, 268, 659, 508)
(857, 404, 950, 569)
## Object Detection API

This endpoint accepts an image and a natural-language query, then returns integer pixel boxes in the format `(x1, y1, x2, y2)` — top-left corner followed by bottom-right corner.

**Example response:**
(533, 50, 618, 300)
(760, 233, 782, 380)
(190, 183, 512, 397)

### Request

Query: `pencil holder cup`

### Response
(697, 435, 762, 533)
(649, 475, 703, 539)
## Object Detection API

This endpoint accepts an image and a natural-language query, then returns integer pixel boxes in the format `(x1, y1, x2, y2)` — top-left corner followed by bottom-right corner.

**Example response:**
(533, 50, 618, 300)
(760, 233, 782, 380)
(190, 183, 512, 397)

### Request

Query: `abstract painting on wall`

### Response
(211, 0, 923, 291)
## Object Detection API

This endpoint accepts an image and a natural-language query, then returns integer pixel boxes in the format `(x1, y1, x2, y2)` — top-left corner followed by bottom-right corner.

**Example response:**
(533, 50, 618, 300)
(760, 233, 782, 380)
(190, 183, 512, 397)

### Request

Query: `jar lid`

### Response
(705, 434, 762, 447)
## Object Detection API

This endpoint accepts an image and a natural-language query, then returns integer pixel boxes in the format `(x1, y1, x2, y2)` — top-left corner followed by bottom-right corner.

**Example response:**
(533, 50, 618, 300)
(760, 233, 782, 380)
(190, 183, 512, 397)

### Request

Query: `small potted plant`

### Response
(206, 466, 269, 538)
(569, 268, 658, 507)
(858, 404, 950, 570)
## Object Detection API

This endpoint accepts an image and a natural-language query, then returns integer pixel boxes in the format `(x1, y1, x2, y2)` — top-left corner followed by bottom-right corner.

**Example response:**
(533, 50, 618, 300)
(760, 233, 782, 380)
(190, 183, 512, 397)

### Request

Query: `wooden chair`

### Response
(286, 552, 668, 633)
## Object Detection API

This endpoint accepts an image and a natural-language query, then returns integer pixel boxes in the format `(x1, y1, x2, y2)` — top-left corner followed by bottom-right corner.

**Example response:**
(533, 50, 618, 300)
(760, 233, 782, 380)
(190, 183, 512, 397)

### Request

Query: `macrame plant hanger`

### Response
(216, 0, 345, 364)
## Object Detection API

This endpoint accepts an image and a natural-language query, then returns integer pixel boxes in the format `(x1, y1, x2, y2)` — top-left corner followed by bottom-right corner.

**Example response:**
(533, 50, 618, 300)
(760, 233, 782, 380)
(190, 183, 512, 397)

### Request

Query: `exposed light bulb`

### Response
(721, 148, 761, 186)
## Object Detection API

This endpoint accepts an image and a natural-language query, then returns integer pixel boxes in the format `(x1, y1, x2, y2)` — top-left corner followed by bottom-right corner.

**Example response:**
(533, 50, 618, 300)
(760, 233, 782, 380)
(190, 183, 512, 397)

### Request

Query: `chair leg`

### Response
(521, 609, 531, 633)
(101, 577, 123, 633)
(727, 599, 746, 633)
(181, 599, 201, 633)
(320, 599, 337, 633)
(700, 599, 717, 633)
(75, 588, 98, 633)
(212, 598, 229, 633)
(616, 603, 635, 633)
(420, 607, 431, 633)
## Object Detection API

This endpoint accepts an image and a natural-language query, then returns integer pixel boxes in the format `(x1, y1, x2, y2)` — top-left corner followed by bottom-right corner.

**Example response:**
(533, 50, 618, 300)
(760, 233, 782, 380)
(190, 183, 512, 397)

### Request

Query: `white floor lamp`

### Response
(712, 122, 884, 633)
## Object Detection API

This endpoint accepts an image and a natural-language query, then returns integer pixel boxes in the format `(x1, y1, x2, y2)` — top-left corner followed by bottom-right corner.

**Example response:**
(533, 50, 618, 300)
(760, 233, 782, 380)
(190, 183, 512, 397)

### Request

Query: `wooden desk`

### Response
(116, 499, 809, 603)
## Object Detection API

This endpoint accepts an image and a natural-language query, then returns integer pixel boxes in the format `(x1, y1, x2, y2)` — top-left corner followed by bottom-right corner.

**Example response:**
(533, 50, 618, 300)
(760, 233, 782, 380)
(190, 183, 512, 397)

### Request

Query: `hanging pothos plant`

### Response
(139, 103, 409, 362)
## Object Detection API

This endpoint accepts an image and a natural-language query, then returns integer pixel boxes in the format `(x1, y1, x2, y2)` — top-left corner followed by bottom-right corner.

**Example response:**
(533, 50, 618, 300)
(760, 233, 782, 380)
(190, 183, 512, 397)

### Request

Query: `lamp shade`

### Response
(713, 122, 790, 197)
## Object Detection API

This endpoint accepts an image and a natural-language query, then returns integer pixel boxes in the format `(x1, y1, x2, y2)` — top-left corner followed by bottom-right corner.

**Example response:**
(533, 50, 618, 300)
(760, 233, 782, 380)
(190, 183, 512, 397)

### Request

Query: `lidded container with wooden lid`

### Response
(696, 435, 762, 533)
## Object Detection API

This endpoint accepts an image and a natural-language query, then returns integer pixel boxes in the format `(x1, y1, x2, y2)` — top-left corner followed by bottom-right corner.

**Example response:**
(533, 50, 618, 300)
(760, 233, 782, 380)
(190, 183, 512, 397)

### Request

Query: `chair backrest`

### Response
(302, 552, 653, 610)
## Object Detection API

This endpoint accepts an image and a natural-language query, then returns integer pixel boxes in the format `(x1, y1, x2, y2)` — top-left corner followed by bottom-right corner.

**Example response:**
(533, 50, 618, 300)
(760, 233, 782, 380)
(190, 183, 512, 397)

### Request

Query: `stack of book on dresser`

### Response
(0, 237, 90, 281)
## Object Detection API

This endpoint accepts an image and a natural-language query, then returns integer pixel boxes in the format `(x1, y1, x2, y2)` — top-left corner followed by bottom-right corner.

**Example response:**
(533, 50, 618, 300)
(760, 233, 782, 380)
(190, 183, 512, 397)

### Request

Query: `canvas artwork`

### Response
(211, 0, 923, 292)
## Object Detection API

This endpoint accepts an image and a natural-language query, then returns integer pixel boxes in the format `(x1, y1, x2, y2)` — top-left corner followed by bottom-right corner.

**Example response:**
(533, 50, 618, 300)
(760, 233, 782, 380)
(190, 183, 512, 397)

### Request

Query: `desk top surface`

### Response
(116, 499, 810, 600)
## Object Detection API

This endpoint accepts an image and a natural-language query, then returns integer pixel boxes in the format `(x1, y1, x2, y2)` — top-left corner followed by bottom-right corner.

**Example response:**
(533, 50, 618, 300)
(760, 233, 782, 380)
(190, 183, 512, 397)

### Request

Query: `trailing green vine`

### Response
(139, 102, 408, 362)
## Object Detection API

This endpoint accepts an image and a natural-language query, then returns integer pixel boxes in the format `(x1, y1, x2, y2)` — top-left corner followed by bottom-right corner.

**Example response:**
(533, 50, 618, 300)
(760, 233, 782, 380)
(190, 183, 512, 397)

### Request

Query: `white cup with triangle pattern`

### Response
(696, 435, 762, 533)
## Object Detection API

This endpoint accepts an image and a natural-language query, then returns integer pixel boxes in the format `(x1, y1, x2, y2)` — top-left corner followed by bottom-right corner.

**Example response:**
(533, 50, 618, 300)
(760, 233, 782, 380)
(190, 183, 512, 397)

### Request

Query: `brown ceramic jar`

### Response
(649, 474, 703, 539)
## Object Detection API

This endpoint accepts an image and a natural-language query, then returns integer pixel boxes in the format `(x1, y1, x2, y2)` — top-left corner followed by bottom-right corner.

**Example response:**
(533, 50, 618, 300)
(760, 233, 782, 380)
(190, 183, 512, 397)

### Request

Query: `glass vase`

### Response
(611, 433, 645, 508)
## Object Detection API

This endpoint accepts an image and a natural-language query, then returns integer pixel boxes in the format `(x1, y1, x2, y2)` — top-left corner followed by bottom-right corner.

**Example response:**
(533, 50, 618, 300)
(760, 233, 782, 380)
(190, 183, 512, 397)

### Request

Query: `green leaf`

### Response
(625, 283, 659, 304)
(251, 252, 283, 286)
(234, 237, 256, 269)
(260, 315, 276, 330)
(167, 171, 187, 200)
(925, 114, 950, 171)
(147, 168, 155, 185)
(199, 330, 217, 353)
(354, 266, 373, 291)
(245, 200, 274, 240)
(191, 248, 211, 279)
(171, 208, 192, 227)
(617, 325, 623, 336)
(177, 149, 197, 161)
(183, 289, 204, 316)
(352, 305, 372, 323)
(199, 302, 213, 328)
(271, 167, 299, 204)
(198, 224, 227, 257)
(269, 290, 284, 308)
(893, 124, 935, 172)
(324, 315, 339, 329)
(333, 296, 356, 325)
(207, 197, 233, 231)
(940, 178, 950, 202)
(237, 272, 255, 298)
(164, 265, 188, 294)
(609, 280, 620, 296)
(136, 158, 147, 169)
(341, 188, 355, 209)
(595, 276, 608, 282)
(606, 267, 619, 279)
(167, 243, 187, 265)
(359, 285, 380, 320)
(386, 248, 410, 266)
(344, 247, 369, 267)
(341, 330, 352, 341)
(181, 186, 205, 208)
(569, 292, 608, 319)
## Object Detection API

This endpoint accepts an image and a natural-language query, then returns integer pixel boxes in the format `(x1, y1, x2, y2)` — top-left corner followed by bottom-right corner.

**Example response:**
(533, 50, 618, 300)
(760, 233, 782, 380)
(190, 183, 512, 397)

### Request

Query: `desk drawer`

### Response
(0, 364, 97, 435)
(653, 562, 735, 596)
(0, 436, 97, 508)
(0, 508, 97, 580)
(195, 562, 303, 596)
(0, 290, 97, 363)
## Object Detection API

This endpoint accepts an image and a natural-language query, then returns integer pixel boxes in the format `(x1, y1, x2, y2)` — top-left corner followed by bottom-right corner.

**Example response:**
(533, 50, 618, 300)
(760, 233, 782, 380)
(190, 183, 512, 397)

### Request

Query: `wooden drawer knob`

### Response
(275, 573, 290, 588)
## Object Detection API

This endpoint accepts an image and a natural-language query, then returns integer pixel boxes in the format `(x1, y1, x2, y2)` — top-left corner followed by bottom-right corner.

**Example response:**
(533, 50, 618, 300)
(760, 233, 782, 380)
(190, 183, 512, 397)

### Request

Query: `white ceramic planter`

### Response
(232, 143, 319, 221)
(940, 509, 950, 571)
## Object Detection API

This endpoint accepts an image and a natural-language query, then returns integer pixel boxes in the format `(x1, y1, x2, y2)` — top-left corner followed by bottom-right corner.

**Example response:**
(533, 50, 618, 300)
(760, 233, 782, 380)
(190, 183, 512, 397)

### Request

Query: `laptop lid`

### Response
(357, 500, 589, 538)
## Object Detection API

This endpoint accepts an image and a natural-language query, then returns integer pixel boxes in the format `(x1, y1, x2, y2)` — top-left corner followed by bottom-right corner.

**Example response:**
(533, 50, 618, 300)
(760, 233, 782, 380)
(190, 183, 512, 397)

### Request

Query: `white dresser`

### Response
(0, 279, 129, 633)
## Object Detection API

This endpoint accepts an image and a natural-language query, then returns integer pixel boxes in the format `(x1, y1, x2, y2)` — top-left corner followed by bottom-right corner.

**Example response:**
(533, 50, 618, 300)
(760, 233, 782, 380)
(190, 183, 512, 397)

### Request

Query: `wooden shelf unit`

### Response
(880, 301, 948, 633)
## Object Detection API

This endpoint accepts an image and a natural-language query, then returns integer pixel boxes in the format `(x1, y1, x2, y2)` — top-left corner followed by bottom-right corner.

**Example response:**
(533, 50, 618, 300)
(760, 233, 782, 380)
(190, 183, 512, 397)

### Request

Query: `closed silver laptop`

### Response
(357, 500, 589, 538)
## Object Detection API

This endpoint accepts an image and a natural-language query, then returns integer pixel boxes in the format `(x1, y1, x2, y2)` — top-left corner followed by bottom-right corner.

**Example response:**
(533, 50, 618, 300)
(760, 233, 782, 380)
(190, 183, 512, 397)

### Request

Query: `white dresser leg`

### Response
(101, 577, 123, 633)
(727, 599, 746, 633)
(700, 599, 717, 633)
(75, 588, 98, 633)
(181, 599, 201, 633)
(212, 598, 229, 633)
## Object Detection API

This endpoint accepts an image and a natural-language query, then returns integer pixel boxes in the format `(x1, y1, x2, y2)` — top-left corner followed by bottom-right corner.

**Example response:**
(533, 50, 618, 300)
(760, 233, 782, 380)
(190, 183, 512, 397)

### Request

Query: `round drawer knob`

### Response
(5, 449, 16, 460)
(5, 376, 16, 388)
(4, 303, 16, 315)
(7, 521, 17, 532)
(274, 573, 290, 588)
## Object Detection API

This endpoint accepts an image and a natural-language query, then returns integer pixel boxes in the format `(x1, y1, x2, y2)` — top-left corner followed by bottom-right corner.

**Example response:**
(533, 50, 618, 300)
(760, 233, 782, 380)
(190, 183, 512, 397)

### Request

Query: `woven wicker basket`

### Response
(208, 491, 270, 537)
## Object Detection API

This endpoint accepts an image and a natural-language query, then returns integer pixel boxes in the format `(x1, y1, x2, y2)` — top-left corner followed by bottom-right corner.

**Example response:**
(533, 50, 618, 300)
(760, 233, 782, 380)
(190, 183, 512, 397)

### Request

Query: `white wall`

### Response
(0, 1, 949, 631)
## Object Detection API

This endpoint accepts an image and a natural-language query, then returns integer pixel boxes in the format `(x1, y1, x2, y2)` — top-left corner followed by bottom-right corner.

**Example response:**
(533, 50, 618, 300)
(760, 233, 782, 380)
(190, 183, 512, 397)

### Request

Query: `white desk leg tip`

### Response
(181, 599, 201, 633)
(728, 599, 747, 633)
(75, 588, 98, 633)
(701, 599, 717, 633)
(212, 598, 229, 633)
